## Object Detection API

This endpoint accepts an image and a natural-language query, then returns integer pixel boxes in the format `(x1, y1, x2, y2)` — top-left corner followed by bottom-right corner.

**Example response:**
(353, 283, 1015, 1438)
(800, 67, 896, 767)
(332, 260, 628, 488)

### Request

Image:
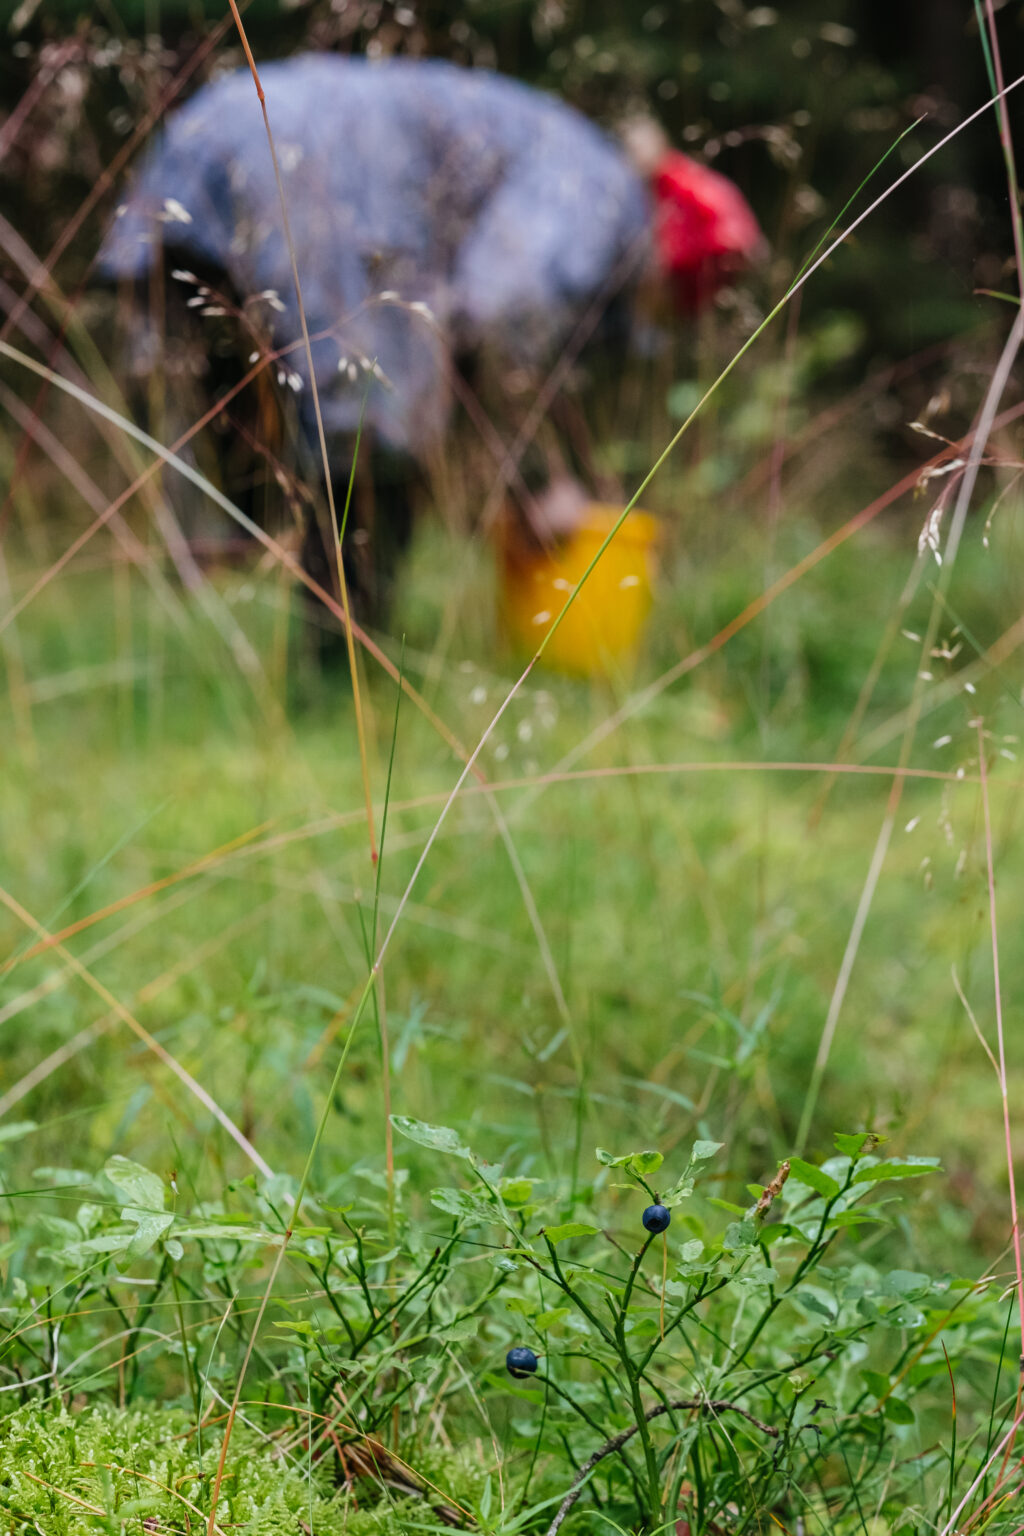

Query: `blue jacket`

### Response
(99, 55, 651, 455)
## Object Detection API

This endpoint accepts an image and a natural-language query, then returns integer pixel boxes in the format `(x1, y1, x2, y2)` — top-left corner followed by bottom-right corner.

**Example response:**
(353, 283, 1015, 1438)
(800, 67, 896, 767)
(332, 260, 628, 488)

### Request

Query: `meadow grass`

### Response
(1, 503, 1020, 1242)
(3, 25, 1024, 1530)
(3, 499, 1024, 1532)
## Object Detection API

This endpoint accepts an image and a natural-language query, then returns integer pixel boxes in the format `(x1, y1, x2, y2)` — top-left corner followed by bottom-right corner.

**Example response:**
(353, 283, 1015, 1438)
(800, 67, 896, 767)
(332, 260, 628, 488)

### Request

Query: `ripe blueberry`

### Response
(642, 1203, 671, 1234)
(506, 1346, 539, 1378)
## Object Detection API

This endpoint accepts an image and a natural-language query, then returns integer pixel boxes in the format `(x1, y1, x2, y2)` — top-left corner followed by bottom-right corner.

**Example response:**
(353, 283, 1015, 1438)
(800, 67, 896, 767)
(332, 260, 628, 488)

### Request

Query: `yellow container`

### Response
(500, 505, 659, 676)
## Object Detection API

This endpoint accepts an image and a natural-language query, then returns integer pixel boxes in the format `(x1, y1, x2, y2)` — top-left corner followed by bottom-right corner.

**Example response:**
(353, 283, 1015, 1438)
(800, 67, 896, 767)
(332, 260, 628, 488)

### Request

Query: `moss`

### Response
(0, 1403, 349, 1534)
(0, 1402, 485, 1533)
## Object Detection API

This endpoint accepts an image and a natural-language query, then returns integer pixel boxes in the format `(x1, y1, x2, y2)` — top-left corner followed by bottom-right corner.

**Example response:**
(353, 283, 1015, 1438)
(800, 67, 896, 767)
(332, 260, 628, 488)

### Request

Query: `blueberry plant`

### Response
(0, 1123, 1011, 1534)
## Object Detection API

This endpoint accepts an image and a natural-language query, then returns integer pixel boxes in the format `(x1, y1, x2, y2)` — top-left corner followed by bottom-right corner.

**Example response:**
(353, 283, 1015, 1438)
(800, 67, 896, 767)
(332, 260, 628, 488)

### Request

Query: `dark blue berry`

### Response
(642, 1203, 671, 1234)
(506, 1346, 539, 1378)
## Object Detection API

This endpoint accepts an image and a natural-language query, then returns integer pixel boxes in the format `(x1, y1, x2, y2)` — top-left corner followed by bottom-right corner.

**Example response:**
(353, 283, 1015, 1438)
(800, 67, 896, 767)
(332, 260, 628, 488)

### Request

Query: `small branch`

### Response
(544, 1398, 778, 1536)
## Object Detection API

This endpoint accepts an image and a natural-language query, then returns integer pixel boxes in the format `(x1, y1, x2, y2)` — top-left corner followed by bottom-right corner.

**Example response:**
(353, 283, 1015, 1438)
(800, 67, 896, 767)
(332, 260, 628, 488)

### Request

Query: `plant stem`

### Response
(544, 1398, 778, 1536)
(613, 1234, 660, 1526)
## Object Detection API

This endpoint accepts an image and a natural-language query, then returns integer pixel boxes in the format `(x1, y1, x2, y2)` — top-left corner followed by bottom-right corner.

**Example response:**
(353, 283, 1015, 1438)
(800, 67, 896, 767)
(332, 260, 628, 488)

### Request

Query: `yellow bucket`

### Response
(500, 505, 659, 676)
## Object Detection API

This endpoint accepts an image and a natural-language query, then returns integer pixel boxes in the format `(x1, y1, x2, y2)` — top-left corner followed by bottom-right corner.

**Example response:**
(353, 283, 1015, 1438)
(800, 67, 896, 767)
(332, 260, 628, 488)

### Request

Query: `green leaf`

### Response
(860, 1369, 889, 1399)
(787, 1159, 841, 1199)
(723, 1219, 758, 1251)
(40, 1232, 132, 1264)
(164, 1238, 184, 1262)
(484, 1371, 543, 1403)
(826, 1210, 886, 1229)
(759, 1222, 800, 1245)
(853, 1158, 940, 1185)
(430, 1187, 499, 1224)
(179, 1221, 281, 1245)
(104, 1156, 165, 1212)
(569, 1268, 623, 1296)
(543, 1222, 599, 1246)
(834, 1131, 879, 1159)
(884, 1396, 915, 1425)
(689, 1140, 723, 1164)
(498, 1178, 534, 1207)
(0, 1121, 37, 1145)
(880, 1270, 931, 1297)
(798, 1290, 836, 1320)
(595, 1148, 662, 1173)
(125, 1210, 174, 1258)
(679, 1238, 705, 1265)
(505, 1296, 537, 1318)
(534, 1307, 571, 1332)
(734, 1264, 777, 1288)
(390, 1116, 472, 1160)
(433, 1316, 479, 1343)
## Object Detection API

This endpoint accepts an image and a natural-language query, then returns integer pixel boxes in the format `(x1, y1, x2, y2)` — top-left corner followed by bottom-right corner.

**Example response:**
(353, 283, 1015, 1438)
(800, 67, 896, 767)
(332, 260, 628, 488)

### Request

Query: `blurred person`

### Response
(99, 54, 762, 623)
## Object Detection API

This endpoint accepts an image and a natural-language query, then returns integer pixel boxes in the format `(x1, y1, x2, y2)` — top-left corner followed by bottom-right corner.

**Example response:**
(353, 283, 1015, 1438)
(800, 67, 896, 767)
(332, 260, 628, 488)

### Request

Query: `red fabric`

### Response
(652, 150, 762, 310)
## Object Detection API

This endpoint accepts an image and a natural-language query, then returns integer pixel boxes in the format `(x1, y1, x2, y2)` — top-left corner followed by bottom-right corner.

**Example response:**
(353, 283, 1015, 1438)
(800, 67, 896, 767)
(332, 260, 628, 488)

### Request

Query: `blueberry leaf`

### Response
(852, 1158, 940, 1185)
(104, 1156, 165, 1213)
(390, 1116, 473, 1160)
(787, 1158, 841, 1198)
(543, 1222, 600, 1245)
(596, 1148, 662, 1173)
(430, 1187, 498, 1223)
(834, 1131, 880, 1159)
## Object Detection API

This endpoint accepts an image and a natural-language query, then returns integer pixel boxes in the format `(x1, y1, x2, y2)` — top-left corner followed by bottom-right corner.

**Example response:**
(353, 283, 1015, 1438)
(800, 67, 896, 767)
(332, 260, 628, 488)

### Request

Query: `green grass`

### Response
(4, 0, 1024, 1520)
(1, 506, 1020, 1231)
(2, 392, 1024, 1534)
